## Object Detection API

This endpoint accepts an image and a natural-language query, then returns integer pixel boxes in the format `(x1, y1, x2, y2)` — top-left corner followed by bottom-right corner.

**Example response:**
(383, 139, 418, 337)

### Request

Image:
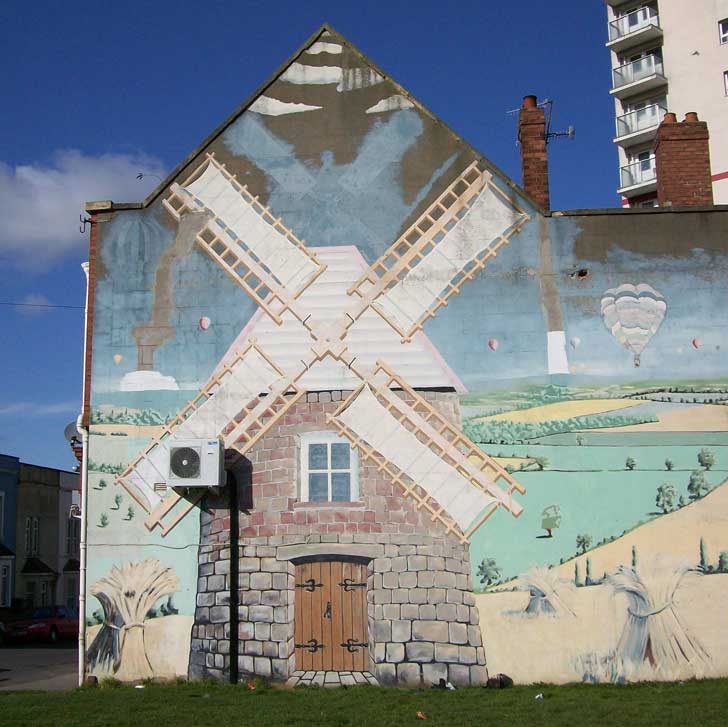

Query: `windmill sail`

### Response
(164, 154, 324, 323)
(116, 342, 304, 535)
(328, 362, 524, 542)
(349, 161, 529, 341)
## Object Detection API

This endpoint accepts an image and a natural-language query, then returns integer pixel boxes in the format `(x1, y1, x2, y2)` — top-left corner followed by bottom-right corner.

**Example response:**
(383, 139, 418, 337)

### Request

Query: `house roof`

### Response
(63, 558, 80, 572)
(21, 557, 56, 575)
(215, 246, 466, 392)
(0, 544, 14, 558)
(85, 23, 542, 215)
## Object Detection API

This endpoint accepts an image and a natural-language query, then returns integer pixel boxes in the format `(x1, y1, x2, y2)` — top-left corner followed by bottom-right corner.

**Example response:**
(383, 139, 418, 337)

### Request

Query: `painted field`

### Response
(598, 403, 728, 432)
(549, 481, 728, 582)
(478, 398, 641, 423)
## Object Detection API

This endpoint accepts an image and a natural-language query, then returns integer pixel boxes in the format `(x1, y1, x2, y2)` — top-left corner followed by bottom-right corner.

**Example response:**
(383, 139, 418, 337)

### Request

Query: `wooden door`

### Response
(294, 560, 368, 671)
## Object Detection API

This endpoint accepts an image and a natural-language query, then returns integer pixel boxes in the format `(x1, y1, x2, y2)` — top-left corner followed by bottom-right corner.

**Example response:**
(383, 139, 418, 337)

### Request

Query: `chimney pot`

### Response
(684, 112, 699, 122)
(662, 112, 677, 124)
(522, 95, 538, 109)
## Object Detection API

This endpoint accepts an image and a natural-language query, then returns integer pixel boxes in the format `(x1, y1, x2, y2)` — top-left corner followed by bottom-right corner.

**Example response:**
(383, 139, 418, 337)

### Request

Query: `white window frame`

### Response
(299, 431, 359, 503)
(720, 19, 728, 44)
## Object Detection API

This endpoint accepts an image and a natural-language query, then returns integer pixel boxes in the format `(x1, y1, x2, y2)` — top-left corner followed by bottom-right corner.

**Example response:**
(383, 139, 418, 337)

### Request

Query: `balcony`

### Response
(607, 9, 662, 53)
(618, 157, 657, 197)
(614, 103, 667, 146)
(611, 54, 667, 99)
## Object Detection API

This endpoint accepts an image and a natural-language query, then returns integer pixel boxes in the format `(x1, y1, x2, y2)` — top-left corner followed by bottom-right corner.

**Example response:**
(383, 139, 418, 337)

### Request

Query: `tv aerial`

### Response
(507, 98, 575, 145)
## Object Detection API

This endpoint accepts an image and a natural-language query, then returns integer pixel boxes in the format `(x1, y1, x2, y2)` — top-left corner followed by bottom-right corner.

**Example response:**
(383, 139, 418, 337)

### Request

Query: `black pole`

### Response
(228, 468, 239, 685)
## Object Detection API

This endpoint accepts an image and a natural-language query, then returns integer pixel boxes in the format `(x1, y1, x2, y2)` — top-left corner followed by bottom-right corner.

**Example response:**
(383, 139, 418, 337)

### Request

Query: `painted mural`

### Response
(84, 26, 728, 686)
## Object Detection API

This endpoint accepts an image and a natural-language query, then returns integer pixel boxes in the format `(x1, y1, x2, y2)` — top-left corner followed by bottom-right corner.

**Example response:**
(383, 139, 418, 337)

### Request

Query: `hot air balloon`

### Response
(199, 316, 211, 331)
(113, 354, 123, 365)
(570, 336, 581, 350)
(488, 338, 499, 352)
(692, 338, 700, 349)
(600, 283, 666, 367)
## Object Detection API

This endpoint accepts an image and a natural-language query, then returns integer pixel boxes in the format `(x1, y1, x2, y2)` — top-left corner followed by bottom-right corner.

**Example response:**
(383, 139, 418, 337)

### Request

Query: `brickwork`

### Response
(654, 112, 714, 208)
(189, 390, 488, 686)
(518, 95, 550, 210)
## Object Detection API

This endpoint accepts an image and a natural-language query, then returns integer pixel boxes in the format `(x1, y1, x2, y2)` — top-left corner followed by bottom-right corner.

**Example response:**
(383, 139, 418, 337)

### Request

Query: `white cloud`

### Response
(17, 293, 53, 315)
(0, 401, 80, 416)
(0, 149, 166, 265)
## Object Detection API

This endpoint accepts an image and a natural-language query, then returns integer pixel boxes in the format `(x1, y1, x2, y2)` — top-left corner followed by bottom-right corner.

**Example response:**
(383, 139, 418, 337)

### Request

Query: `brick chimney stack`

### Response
(518, 94, 550, 209)
(654, 112, 713, 207)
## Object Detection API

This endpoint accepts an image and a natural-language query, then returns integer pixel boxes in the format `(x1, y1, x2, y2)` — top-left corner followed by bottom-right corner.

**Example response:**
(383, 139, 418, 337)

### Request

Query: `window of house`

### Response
(0, 564, 10, 608)
(720, 19, 728, 44)
(65, 575, 77, 611)
(24, 516, 40, 555)
(40, 581, 49, 607)
(25, 581, 36, 609)
(300, 432, 359, 502)
(66, 516, 80, 555)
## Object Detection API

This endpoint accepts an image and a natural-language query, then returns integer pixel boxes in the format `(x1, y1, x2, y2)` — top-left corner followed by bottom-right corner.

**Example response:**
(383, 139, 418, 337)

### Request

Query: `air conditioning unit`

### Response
(167, 438, 224, 488)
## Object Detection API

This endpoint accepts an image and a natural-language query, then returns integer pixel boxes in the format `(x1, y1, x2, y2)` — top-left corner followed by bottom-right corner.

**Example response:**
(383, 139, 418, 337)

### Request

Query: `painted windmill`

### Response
(116, 152, 530, 542)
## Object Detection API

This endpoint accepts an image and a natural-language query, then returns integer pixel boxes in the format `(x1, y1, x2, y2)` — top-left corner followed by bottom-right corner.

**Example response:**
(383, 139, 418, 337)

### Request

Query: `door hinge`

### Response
(295, 578, 323, 592)
(339, 578, 366, 591)
(341, 638, 368, 652)
(295, 639, 324, 653)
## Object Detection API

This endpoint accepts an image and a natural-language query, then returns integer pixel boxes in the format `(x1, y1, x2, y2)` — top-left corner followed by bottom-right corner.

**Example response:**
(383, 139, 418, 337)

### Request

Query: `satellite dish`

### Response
(64, 420, 79, 442)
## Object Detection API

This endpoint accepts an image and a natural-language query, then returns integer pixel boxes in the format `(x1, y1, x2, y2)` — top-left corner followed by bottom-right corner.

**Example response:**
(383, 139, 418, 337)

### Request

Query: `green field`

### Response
(1, 680, 728, 727)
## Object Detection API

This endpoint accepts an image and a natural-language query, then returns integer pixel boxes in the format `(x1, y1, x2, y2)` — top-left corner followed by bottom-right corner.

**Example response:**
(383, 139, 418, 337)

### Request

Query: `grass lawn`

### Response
(2, 679, 728, 727)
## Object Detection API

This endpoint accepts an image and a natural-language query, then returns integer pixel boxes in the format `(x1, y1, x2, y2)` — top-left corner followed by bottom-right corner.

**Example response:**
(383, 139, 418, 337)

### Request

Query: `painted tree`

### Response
(687, 470, 709, 500)
(585, 557, 593, 585)
(576, 533, 593, 555)
(99, 513, 109, 528)
(574, 561, 581, 587)
(631, 545, 638, 568)
(697, 448, 715, 470)
(112, 494, 123, 510)
(699, 537, 709, 571)
(719, 551, 728, 573)
(576, 435, 585, 446)
(625, 457, 637, 471)
(656, 484, 677, 514)
(476, 558, 502, 588)
(532, 456, 549, 471)
(678, 495, 686, 508)
(664, 459, 674, 471)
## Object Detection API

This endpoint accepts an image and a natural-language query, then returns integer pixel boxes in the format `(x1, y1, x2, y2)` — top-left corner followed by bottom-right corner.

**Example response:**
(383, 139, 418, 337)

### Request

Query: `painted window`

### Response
(720, 19, 728, 44)
(65, 516, 80, 555)
(300, 432, 359, 502)
(0, 564, 10, 608)
(40, 580, 49, 607)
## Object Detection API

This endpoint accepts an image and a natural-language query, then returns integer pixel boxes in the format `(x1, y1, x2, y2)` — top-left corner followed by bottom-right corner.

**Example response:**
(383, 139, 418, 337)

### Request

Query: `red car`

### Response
(7, 605, 78, 644)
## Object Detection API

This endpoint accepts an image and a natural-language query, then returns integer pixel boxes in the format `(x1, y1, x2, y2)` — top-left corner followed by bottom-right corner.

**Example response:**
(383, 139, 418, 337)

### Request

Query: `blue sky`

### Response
(0, 0, 619, 469)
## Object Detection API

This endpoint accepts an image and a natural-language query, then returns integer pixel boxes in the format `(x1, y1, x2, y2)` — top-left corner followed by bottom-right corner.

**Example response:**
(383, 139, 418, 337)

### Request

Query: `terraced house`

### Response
(79, 25, 728, 687)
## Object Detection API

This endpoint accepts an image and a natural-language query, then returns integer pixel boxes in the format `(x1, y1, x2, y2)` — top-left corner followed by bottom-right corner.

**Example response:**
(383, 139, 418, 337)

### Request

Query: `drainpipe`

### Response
(77, 260, 91, 688)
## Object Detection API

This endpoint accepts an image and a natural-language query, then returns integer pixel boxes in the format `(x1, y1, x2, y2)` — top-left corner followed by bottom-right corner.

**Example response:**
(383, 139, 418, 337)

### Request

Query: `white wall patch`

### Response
(365, 95, 415, 114)
(249, 96, 323, 116)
